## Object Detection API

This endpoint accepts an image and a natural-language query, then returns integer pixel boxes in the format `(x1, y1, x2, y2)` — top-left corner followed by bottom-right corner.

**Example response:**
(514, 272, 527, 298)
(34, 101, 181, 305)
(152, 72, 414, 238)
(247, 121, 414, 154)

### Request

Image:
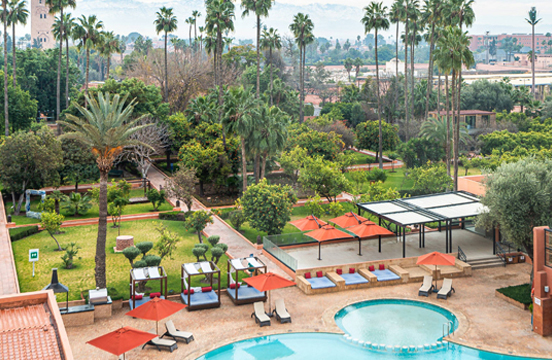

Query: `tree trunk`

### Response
(197, 231, 203, 244)
(217, 31, 223, 126)
(65, 37, 70, 109)
(55, 199, 60, 215)
(410, 30, 415, 122)
(254, 154, 260, 184)
(532, 24, 535, 95)
(256, 15, 260, 98)
(269, 47, 273, 106)
(95, 170, 109, 288)
(375, 31, 383, 170)
(189, 26, 192, 54)
(260, 153, 267, 180)
(424, 22, 435, 120)
(56, 6, 63, 134)
(455, 69, 461, 191)
(445, 73, 450, 177)
(199, 181, 204, 196)
(75, 180, 79, 193)
(3, 0, 9, 137)
(12, 22, 16, 87)
(85, 49, 90, 106)
(106, 54, 110, 79)
(451, 71, 457, 191)
(395, 22, 399, 109)
(403, 20, 409, 141)
(299, 44, 304, 123)
(164, 32, 168, 102)
(241, 137, 247, 192)
(49, 232, 62, 251)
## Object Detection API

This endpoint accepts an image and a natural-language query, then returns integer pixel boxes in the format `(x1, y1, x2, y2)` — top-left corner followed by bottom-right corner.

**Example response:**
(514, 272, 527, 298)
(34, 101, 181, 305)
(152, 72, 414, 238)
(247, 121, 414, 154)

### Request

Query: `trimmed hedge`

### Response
(497, 283, 532, 305)
(9, 226, 40, 241)
(159, 211, 192, 221)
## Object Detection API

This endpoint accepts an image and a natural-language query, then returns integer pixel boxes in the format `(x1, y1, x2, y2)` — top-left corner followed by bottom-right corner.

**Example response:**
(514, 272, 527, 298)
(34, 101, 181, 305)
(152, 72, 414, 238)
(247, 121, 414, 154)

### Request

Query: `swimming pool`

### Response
(335, 299, 458, 346)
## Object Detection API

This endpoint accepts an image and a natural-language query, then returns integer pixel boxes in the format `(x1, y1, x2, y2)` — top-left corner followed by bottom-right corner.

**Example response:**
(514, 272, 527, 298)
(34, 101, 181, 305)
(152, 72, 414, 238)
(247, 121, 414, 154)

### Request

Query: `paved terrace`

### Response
(0, 195, 19, 295)
(285, 229, 494, 269)
(64, 263, 550, 360)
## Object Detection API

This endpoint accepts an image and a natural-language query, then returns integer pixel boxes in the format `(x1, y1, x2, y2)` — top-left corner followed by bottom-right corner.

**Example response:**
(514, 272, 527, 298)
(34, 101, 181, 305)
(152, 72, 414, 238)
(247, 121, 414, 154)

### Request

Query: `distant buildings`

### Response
(470, 33, 551, 53)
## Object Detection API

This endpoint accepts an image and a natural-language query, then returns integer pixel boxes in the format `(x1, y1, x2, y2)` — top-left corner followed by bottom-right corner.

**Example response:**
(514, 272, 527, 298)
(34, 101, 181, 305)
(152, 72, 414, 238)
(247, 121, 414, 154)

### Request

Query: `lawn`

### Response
(345, 167, 414, 194)
(11, 219, 232, 302)
(496, 283, 532, 306)
(344, 150, 376, 165)
(9, 189, 173, 226)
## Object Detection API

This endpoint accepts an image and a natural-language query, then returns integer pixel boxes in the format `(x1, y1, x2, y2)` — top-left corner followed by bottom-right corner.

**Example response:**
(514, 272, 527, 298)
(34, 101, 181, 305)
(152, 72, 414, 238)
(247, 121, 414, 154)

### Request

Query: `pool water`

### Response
(335, 299, 458, 346)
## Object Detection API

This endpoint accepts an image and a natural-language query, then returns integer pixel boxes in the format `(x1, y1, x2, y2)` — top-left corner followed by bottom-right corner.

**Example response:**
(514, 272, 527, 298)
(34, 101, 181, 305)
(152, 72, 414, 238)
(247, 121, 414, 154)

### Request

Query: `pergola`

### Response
(357, 191, 488, 258)
(129, 266, 167, 310)
(227, 257, 267, 305)
(181, 261, 221, 310)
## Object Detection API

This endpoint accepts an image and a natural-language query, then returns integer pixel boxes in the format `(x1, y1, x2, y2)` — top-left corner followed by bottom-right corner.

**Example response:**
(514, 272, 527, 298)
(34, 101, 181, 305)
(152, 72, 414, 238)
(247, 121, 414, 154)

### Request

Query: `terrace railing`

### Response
(457, 246, 467, 262)
(494, 242, 508, 266)
(263, 232, 317, 247)
(263, 237, 298, 271)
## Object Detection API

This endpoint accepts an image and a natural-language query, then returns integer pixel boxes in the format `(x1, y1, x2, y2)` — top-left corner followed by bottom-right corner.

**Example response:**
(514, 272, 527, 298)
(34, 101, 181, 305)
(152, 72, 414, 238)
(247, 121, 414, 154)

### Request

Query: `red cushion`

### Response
(369, 265, 375, 272)
(132, 294, 143, 300)
(202, 286, 212, 292)
(304, 272, 311, 279)
(349, 268, 355, 274)
(316, 271, 323, 278)
(379, 264, 385, 270)
(336, 269, 343, 275)
(229, 283, 241, 289)
(150, 292, 161, 298)
(183, 289, 195, 295)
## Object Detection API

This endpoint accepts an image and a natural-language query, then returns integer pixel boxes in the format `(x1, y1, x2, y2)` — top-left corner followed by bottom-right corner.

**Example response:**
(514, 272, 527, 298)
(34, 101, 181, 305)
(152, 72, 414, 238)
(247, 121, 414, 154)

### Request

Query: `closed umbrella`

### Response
(87, 326, 157, 360)
(290, 215, 327, 231)
(126, 297, 187, 335)
(244, 272, 296, 316)
(416, 252, 456, 291)
(328, 212, 368, 228)
(347, 220, 395, 255)
(304, 225, 355, 260)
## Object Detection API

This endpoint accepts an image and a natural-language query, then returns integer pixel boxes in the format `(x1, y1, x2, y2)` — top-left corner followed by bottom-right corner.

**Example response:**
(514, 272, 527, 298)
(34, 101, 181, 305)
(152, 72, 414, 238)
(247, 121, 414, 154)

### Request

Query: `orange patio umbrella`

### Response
(417, 251, 456, 291)
(126, 297, 187, 335)
(347, 220, 395, 255)
(87, 326, 157, 360)
(329, 212, 369, 228)
(305, 225, 355, 260)
(290, 215, 328, 231)
(244, 272, 296, 316)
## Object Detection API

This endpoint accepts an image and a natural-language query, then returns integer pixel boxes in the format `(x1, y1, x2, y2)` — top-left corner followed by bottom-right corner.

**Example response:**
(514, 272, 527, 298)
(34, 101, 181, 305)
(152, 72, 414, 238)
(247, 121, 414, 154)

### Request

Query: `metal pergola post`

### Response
(402, 226, 406, 258)
(445, 221, 449, 253)
(419, 224, 422, 248)
(493, 226, 497, 255)
(378, 235, 381, 253)
(449, 221, 453, 253)
(318, 242, 322, 260)
(358, 237, 362, 256)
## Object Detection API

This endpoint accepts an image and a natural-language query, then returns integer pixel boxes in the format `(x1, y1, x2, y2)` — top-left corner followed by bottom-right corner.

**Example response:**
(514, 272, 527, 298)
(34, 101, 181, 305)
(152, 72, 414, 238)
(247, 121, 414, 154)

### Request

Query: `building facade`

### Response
(30, 0, 55, 49)
(470, 33, 552, 53)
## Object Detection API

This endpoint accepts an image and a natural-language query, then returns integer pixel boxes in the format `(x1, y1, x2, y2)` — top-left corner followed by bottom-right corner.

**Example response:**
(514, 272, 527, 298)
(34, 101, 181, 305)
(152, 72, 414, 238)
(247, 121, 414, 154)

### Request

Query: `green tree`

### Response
(526, 7, 541, 96)
(290, 13, 314, 123)
(362, 1, 389, 169)
(40, 211, 65, 251)
(60, 242, 79, 269)
(99, 31, 121, 80)
(59, 92, 150, 289)
(288, 124, 344, 161)
(418, 115, 468, 160)
(409, 162, 453, 195)
(355, 120, 399, 162)
(0, 71, 37, 133)
(146, 188, 167, 211)
(344, 57, 353, 81)
(3, 0, 8, 136)
(184, 210, 214, 243)
(154, 6, 178, 102)
(164, 167, 198, 212)
(299, 157, 351, 202)
(305, 194, 324, 218)
(461, 79, 514, 113)
(397, 137, 444, 168)
(72, 15, 104, 99)
(154, 222, 182, 260)
(422, 0, 443, 120)
(47, 190, 66, 215)
(53, 13, 77, 110)
(260, 27, 281, 105)
(241, 179, 297, 235)
(359, 181, 401, 202)
(60, 138, 99, 192)
(279, 146, 309, 184)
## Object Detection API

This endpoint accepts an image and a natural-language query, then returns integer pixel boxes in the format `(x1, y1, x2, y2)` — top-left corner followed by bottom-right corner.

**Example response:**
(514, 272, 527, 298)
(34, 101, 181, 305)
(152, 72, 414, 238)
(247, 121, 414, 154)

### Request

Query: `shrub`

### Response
(9, 226, 39, 241)
(146, 188, 167, 211)
(60, 242, 80, 269)
(228, 210, 245, 231)
(158, 211, 190, 221)
(123, 246, 141, 266)
(136, 242, 153, 257)
(366, 168, 388, 183)
(143, 254, 162, 267)
(207, 235, 220, 247)
(497, 283, 531, 305)
(133, 260, 147, 268)
(408, 163, 453, 196)
(184, 210, 214, 243)
(192, 244, 208, 262)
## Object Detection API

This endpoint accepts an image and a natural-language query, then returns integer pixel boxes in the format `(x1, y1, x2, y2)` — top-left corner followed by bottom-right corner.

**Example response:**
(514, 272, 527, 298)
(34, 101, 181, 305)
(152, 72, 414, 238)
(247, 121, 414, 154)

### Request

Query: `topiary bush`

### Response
(9, 226, 39, 241)
(159, 211, 190, 221)
(133, 260, 147, 268)
(136, 242, 153, 257)
(143, 254, 162, 267)
(123, 246, 141, 266)
(228, 210, 245, 231)
(207, 235, 220, 247)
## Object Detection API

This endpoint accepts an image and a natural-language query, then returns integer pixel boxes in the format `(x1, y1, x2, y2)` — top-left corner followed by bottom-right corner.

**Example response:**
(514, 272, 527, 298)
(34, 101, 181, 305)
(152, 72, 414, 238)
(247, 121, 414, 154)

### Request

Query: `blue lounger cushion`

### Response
(180, 290, 219, 306)
(129, 295, 165, 310)
(226, 285, 265, 301)
(341, 273, 369, 285)
(306, 276, 337, 289)
(372, 269, 401, 282)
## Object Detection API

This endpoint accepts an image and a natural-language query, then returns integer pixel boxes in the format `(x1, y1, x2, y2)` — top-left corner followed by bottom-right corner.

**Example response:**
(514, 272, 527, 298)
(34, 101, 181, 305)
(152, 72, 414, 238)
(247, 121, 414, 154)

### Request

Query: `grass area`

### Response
(497, 283, 532, 305)
(9, 189, 173, 226)
(344, 150, 376, 165)
(345, 167, 414, 194)
(12, 219, 233, 302)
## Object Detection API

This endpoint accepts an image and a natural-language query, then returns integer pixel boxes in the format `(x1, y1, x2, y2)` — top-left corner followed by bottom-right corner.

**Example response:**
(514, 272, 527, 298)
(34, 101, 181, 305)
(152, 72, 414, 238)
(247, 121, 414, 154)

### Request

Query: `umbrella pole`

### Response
(318, 242, 321, 260)
(358, 238, 362, 256)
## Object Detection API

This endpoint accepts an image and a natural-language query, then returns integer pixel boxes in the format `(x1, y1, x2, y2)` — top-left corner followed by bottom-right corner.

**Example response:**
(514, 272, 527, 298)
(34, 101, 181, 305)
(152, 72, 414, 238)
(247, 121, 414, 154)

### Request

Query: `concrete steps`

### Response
(468, 256, 505, 270)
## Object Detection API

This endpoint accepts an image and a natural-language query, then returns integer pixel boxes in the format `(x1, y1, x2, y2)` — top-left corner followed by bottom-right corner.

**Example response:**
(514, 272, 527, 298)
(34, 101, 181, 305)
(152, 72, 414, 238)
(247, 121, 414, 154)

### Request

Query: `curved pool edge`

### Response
(445, 337, 552, 360)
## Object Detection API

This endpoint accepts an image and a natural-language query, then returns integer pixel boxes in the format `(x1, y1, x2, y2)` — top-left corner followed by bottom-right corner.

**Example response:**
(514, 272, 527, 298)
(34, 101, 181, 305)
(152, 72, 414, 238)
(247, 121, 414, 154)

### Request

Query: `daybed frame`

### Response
(226, 256, 267, 305)
(129, 266, 167, 310)
(180, 261, 221, 310)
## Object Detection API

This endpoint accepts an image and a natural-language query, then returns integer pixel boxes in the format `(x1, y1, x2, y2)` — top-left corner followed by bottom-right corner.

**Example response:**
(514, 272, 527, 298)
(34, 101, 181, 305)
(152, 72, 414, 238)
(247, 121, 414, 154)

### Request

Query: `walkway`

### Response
(0, 195, 20, 295)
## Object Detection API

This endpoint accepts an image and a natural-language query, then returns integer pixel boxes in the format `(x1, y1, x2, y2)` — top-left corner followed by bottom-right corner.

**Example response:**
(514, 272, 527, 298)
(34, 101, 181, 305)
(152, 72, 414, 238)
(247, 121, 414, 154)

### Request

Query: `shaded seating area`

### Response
(129, 266, 167, 310)
(181, 261, 221, 310)
(226, 257, 267, 305)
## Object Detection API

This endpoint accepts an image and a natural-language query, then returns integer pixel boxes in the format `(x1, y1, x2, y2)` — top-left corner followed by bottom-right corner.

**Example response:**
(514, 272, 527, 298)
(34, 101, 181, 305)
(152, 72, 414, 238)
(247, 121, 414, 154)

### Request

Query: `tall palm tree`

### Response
(154, 7, 178, 102)
(407, 0, 421, 123)
(3, 0, 8, 136)
(100, 31, 120, 80)
(241, 0, 274, 99)
(73, 15, 104, 98)
(362, 1, 389, 170)
(422, 0, 442, 120)
(253, 105, 289, 179)
(205, 0, 235, 125)
(63, 14, 74, 109)
(399, 0, 409, 139)
(526, 7, 541, 96)
(389, 0, 403, 107)
(260, 27, 281, 105)
(289, 13, 314, 123)
(59, 92, 151, 288)
(185, 16, 194, 51)
(6, 0, 28, 87)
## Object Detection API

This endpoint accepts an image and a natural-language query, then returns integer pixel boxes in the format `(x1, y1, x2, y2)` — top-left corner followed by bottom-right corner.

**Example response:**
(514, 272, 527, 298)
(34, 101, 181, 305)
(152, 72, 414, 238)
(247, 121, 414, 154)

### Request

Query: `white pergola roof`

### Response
(358, 191, 484, 226)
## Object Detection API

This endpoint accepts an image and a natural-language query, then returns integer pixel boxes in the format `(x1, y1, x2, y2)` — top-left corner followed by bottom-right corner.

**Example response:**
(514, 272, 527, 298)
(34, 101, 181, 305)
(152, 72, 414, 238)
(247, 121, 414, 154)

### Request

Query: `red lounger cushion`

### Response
(183, 289, 195, 295)
(150, 292, 161, 298)
(229, 283, 241, 289)
(316, 271, 323, 278)
(349, 268, 355, 274)
(304, 272, 311, 279)
(369, 265, 375, 272)
(336, 269, 343, 275)
(202, 286, 212, 292)
(132, 294, 143, 300)
(379, 264, 385, 270)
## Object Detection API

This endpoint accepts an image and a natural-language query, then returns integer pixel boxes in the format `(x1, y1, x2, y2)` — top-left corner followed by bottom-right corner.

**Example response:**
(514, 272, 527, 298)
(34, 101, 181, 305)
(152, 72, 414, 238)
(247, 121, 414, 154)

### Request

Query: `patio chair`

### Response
(142, 334, 178, 353)
(272, 299, 291, 324)
(437, 278, 455, 300)
(418, 275, 434, 297)
(251, 301, 271, 327)
(162, 320, 194, 344)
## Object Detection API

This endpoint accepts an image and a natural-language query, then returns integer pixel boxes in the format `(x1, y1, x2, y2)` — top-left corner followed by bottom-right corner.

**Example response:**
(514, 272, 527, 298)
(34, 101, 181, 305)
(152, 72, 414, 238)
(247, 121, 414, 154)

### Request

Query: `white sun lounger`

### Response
(437, 278, 455, 300)
(273, 299, 291, 324)
(162, 320, 194, 344)
(133, 268, 147, 281)
(418, 275, 434, 297)
(148, 267, 161, 279)
(142, 334, 178, 353)
(184, 263, 200, 275)
(246, 257, 262, 268)
(231, 259, 247, 270)
(251, 301, 271, 327)
(200, 262, 213, 273)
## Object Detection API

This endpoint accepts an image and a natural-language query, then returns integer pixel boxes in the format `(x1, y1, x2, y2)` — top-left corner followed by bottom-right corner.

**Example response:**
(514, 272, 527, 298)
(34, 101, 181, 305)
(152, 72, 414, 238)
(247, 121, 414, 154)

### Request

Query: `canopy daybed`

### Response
(129, 266, 167, 310)
(226, 256, 267, 305)
(180, 261, 221, 310)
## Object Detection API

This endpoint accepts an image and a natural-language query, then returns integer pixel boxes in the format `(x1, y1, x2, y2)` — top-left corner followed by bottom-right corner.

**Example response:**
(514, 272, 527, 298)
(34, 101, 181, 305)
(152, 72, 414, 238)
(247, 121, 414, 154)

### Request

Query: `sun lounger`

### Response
(142, 335, 178, 352)
(251, 301, 271, 327)
(162, 320, 194, 344)
(437, 278, 455, 300)
(418, 275, 434, 297)
(133, 268, 147, 281)
(200, 262, 213, 273)
(305, 276, 337, 289)
(272, 299, 291, 324)
(231, 259, 247, 270)
(184, 263, 200, 275)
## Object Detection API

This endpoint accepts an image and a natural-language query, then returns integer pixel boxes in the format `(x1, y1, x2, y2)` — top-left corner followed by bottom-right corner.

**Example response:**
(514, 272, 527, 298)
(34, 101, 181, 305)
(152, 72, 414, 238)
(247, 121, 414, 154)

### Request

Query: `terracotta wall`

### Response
(457, 176, 486, 196)
(533, 227, 552, 336)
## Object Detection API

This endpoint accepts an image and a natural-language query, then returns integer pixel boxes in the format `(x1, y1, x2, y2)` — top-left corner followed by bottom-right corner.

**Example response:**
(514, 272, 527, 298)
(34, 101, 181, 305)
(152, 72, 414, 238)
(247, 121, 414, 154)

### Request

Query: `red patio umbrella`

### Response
(416, 252, 456, 291)
(126, 297, 187, 335)
(347, 220, 395, 255)
(244, 272, 296, 316)
(87, 326, 157, 360)
(305, 225, 355, 260)
(328, 212, 369, 228)
(290, 215, 327, 231)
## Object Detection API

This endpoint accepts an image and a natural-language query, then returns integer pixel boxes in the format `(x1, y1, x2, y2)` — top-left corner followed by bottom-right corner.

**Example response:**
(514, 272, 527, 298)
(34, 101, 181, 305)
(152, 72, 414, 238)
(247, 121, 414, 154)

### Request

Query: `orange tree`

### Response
(355, 120, 399, 162)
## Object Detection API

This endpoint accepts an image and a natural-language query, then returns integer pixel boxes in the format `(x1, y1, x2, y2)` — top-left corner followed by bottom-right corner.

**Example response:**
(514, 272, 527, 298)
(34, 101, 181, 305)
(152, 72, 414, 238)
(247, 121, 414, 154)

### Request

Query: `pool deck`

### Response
(65, 263, 552, 359)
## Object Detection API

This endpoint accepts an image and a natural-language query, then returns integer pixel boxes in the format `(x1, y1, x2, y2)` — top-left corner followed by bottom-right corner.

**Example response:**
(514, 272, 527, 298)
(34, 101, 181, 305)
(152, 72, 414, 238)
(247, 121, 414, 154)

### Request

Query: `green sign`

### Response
(29, 249, 39, 262)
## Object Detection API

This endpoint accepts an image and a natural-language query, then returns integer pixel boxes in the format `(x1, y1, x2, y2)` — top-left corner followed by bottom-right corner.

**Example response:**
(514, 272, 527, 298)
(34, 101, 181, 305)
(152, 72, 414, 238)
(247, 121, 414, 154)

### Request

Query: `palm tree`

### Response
(422, 0, 442, 120)
(154, 7, 178, 102)
(185, 16, 194, 50)
(289, 13, 314, 123)
(222, 86, 259, 192)
(407, 1, 421, 123)
(353, 57, 363, 81)
(3, 0, 8, 136)
(399, 0, 409, 139)
(6, 0, 28, 87)
(100, 31, 121, 80)
(260, 27, 281, 106)
(59, 92, 151, 289)
(526, 7, 541, 96)
(343, 57, 353, 82)
(205, 0, 235, 125)
(73, 15, 104, 98)
(192, 10, 201, 51)
(63, 14, 74, 108)
(362, 1, 389, 170)
(241, 0, 274, 99)
(185, 93, 217, 125)
(389, 0, 403, 106)
(419, 115, 469, 157)
(253, 105, 289, 179)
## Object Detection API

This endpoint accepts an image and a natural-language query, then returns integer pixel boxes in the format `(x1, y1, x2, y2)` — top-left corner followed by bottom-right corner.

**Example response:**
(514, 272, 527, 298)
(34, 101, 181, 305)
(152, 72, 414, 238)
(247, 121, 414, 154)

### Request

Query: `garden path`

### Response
(0, 196, 20, 295)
